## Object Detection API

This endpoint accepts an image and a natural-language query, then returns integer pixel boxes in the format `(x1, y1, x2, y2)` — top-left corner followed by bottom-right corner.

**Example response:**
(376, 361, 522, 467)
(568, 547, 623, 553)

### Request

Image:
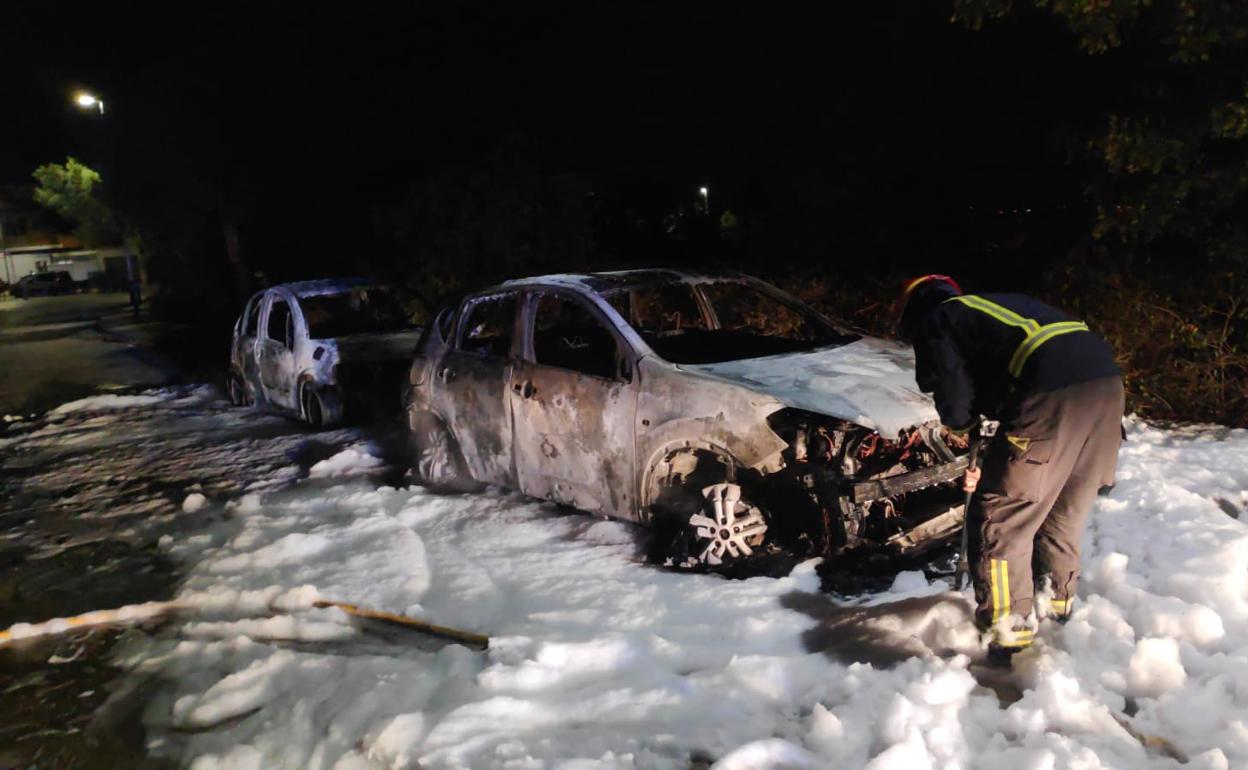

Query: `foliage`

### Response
(31, 157, 122, 247)
(952, 0, 1248, 267)
(782, 264, 1248, 427)
(1041, 268, 1248, 425)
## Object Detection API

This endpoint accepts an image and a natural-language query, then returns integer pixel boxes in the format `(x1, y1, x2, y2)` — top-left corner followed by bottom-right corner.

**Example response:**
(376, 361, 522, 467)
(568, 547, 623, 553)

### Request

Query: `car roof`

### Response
(499, 268, 745, 295)
(274, 277, 375, 299)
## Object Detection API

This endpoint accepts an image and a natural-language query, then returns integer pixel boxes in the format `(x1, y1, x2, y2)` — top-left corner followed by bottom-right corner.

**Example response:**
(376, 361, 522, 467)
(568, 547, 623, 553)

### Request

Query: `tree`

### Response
(31, 157, 122, 247)
(953, 0, 1248, 268)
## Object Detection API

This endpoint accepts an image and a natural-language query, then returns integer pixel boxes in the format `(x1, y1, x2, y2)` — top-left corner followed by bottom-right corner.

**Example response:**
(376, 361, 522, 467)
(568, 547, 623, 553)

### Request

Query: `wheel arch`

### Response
(638, 437, 745, 524)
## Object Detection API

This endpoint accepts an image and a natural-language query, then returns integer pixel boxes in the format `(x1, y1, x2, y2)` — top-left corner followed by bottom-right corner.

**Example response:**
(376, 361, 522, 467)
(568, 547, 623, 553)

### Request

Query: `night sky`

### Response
(1, 2, 1114, 285)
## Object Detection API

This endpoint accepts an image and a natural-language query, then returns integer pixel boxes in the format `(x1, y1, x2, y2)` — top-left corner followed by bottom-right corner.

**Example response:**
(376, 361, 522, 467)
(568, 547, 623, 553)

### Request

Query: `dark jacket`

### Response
(914, 292, 1119, 431)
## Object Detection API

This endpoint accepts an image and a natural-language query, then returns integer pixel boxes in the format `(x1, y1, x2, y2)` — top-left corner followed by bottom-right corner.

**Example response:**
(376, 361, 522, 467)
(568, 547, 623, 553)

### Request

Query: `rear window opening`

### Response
(603, 279, 858, 364)
(301, 288, 413, 338)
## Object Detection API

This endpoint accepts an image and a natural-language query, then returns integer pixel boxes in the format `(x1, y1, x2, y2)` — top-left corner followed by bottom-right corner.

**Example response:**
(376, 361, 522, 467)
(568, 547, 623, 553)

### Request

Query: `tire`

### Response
(409, 411, 479, 492)
(645, 448, 768, 567)
(300, 382, 343, 429)
(227, 372, 250, 407)
(303, 385, 323, 427)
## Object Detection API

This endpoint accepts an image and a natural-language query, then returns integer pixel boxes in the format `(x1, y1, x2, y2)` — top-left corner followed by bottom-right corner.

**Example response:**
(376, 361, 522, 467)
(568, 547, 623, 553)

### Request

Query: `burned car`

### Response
(405, 270, 969, 565)
(228, 278, 421, 427)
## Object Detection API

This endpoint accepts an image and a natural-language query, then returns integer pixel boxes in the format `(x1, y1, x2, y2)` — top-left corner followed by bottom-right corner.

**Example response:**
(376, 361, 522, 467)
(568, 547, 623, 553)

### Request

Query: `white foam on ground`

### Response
(49, 392, 170, 415)
(9, 393, 1239, 769)
(308, 445, 386, 478)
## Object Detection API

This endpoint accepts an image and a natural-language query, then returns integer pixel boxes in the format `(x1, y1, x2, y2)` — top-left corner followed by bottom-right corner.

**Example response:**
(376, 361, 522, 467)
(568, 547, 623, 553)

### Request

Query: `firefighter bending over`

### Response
(895, 275, 1123, 663)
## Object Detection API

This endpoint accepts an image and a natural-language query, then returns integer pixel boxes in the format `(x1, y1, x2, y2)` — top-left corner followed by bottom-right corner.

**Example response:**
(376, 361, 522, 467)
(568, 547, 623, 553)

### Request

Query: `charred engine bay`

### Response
(653, 410, 969, 575)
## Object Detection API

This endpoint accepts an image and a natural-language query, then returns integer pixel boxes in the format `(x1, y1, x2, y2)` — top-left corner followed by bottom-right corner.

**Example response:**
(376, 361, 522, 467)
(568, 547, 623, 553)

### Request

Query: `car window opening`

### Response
(604, 279, 858, 364)
(267, 300, 292, 348)
(533, 294, 621, 380)
(460, 294, 518, 357)
(300, 288, 412, 338)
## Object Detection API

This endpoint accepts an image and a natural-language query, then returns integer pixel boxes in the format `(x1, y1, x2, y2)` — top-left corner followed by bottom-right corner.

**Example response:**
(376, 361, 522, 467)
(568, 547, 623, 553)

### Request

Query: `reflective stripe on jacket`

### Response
(913, 292, 1120, 431)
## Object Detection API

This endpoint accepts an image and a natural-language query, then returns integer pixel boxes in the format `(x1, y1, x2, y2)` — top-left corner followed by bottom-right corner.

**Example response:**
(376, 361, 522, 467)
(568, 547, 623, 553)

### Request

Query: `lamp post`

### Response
(699, 186, 709, 214)
(74, 91, 105, 115)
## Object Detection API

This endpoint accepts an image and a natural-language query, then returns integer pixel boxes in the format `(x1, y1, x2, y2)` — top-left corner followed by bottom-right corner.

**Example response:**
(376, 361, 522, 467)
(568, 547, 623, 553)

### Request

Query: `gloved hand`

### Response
(963, 465, 981, 492)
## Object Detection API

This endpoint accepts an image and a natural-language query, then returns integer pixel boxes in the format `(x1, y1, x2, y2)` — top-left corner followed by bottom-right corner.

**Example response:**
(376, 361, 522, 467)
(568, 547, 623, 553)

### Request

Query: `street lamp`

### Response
(74, 91, 105, 114)
(699, 186, 709, 213)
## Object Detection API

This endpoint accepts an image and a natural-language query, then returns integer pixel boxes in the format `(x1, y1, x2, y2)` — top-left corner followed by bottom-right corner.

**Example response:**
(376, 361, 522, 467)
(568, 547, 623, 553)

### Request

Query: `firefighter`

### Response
(894, 275, 1124, 663)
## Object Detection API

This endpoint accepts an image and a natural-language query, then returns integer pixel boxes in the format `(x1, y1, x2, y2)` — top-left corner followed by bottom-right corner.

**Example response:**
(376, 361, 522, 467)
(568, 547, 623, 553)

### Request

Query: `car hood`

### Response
(331, 329, 424, 363)
(679, 336, 940, 438)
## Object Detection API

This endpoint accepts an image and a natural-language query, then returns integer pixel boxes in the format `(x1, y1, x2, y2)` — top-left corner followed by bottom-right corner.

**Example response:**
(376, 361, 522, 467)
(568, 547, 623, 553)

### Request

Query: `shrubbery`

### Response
(778, 265, 1247, 428)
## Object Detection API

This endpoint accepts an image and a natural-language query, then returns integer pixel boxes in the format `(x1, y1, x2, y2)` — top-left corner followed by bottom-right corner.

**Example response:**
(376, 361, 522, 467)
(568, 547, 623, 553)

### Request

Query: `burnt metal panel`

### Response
(844, 457, 969, 503)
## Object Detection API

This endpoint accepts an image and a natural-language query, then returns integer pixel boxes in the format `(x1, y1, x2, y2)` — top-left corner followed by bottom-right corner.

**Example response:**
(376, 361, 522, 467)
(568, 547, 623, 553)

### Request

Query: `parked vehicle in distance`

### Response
(405, 269, 969, 567)
(228, 278, 422, 427)
(13, 271, 76, 298)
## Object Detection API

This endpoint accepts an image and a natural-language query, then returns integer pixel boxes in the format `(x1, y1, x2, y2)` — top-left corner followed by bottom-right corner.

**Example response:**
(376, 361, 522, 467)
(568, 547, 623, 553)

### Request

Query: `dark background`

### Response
(2, 1, 1244, 423)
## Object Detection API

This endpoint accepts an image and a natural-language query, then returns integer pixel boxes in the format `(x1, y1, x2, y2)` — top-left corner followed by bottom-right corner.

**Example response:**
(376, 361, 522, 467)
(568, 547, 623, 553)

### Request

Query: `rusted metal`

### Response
(406, 269, 969, 564)
(228, 278, 421, 426)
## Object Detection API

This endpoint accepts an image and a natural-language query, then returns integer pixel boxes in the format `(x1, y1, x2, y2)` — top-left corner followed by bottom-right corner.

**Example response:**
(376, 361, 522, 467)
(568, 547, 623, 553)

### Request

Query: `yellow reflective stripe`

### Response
(989, 560, 1000, 622)
(1001, 560, 1011, 620)
(1007, 321, 1089, 377)
(949, 295, 1040, 333)
(948, 296, 1091, 378)
(990, 559, 1011, 624)
(1051, 597, 1073, 614)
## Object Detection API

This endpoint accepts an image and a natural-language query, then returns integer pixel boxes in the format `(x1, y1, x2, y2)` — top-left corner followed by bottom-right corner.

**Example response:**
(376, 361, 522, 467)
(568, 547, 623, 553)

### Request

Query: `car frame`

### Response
(228, 278, 421, 427)
(406, 269, 969, 566)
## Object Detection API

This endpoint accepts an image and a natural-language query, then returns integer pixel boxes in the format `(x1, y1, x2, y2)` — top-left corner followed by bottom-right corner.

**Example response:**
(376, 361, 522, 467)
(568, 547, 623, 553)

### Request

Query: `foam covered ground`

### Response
(9, 388, 1247, 769)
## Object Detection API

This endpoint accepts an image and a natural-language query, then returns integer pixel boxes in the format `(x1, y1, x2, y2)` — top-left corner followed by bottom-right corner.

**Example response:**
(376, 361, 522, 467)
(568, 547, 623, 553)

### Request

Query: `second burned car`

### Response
(228, 278, 422, 427)
(405, 270, 970, 566)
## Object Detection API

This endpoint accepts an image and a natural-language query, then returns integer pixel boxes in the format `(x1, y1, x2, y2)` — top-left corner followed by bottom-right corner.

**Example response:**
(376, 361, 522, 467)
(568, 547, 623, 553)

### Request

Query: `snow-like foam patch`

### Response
(50, 392, 170, 414)
(23, 392, 1238, 770)
(182, 492, 208, 513)
(308, 445, 384, 478)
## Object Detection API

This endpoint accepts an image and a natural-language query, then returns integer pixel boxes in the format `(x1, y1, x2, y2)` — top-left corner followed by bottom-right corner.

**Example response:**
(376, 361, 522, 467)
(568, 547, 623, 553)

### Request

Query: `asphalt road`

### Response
(0, 293, 180, 415)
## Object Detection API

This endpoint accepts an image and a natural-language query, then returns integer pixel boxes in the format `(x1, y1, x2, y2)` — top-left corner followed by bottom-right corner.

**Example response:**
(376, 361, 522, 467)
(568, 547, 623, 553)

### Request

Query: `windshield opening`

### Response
(300, 288, 413, 338)
(603, 279, 858, 364)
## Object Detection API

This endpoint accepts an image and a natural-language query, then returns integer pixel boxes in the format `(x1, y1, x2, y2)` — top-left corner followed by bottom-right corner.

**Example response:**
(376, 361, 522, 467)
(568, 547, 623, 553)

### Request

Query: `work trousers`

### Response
(968, 375, 1124, 639)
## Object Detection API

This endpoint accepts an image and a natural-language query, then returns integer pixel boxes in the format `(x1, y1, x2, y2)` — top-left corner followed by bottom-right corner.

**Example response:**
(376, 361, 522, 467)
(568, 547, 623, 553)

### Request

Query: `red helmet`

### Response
(893, 274, 962, 337)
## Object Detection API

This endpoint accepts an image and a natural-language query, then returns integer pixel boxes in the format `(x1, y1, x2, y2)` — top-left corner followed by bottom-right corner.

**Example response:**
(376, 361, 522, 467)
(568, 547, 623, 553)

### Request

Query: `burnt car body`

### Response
(228, 278, 421, 427)
(405, 270, 968, 565)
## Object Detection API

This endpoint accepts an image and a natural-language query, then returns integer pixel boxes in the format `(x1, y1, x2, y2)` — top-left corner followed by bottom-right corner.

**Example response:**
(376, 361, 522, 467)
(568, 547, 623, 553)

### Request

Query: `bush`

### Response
(775, 266, 1248, 428)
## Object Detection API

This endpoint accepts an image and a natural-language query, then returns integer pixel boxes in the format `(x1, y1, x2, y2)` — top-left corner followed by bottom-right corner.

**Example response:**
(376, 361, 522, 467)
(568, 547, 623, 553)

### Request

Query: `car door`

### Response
(511, 290, 639, 519)
(257, 292, 297, 409)
(432, 291, 520, 486)
(234, 292, 265, 383)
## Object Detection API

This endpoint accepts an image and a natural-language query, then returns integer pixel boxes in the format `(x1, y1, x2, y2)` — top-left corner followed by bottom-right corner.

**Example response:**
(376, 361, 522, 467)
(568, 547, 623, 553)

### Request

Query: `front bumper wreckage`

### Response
(802, 455, 970, 557)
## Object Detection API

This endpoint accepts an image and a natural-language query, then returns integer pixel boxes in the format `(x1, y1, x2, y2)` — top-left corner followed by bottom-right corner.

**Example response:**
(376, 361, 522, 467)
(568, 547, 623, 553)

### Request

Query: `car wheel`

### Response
(688, 483, 769, 566)
(409, 411, 479, 492)
(301, 383, 343, 429)
(301, 382, 325, 428)
(645, 448, 769, 567)
(227, 372, 250, 407)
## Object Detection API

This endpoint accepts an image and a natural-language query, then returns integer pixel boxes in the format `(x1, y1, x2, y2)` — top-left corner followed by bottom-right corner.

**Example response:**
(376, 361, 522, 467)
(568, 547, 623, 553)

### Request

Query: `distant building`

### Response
(1, 184, 137, 290)
(2, 244, 137, 290)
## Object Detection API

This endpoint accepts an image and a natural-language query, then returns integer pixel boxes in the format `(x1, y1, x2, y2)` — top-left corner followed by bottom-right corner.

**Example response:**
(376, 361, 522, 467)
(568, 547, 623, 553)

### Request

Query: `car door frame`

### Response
(430, 289, 523, 487)
(510, 286, 641, 519)
(256, 290, 299, 409)
(234, 291, 266, 391)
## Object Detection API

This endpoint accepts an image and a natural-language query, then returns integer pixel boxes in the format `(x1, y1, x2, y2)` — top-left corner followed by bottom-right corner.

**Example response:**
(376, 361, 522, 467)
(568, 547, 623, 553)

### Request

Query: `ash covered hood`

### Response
(680, 336, 940, 438)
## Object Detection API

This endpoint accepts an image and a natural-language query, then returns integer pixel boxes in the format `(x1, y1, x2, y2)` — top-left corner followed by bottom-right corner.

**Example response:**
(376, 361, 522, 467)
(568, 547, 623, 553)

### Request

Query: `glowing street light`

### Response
(699, 186, 709, 213)
(75, 91, 105, 114)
